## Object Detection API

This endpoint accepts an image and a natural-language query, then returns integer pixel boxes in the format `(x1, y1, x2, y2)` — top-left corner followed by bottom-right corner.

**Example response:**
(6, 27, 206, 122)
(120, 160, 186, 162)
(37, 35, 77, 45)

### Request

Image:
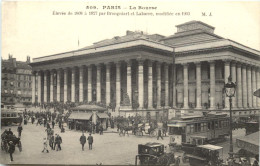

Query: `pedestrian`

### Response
(253, 154, 259, 166)
(157, 129, 163, 140)
(99, 125, 103, 135)
(47, 123, 50, 129)
(87, 133, 93, 150)
(17, 124, 23, 138)
(7, 128, 13, 135)
(80, 133, 86, 151)
(43, 118, 47, 127)
(42, 138, 49, 153)
(56, 134, 62, 151)
(31, 116, 35, 124)
(61, 125, 65, 133)
(52, 120, 55, 129)
(8, 141, 15, 162)
(54, 134, 58, 150)
(49, 135, 54, 150)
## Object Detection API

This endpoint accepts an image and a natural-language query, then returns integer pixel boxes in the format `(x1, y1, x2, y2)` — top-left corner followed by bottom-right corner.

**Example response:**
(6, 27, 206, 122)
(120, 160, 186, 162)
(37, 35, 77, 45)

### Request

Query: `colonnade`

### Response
(31, 59, 173, 109)
(31, 59, 260, 110)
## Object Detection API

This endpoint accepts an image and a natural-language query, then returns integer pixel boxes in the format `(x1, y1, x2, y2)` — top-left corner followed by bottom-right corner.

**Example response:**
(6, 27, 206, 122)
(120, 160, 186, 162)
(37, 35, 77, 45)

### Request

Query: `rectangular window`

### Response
(7, 114, 10, 117)
(208, 122, 211, 130)
(186, 125, 191, 134)
(215, 121, 218, 129)
(219, 121, 222, 128)
(198, 123, 201, 132)
(190, 125, 194, 133)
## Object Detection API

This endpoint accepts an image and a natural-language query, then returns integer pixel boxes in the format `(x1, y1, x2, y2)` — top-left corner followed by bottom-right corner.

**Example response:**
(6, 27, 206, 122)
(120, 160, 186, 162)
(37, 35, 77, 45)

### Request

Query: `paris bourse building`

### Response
(30, 21, 260, 118)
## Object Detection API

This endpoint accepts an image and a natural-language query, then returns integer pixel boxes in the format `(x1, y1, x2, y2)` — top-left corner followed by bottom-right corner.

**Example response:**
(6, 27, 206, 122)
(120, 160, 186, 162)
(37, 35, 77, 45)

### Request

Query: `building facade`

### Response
(30, 21, 260, 118)
(1, 55, 32, 105)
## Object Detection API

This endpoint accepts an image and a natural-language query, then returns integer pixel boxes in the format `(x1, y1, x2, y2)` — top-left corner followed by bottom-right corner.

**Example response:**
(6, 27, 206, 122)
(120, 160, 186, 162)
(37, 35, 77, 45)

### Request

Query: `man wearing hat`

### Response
(8, 141, 15, 161)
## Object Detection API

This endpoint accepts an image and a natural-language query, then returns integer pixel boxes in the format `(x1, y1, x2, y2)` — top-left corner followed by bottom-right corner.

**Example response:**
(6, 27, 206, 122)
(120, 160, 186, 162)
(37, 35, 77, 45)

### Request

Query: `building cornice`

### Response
(175, 39, 260, 58)
(31, 39, 174, 64)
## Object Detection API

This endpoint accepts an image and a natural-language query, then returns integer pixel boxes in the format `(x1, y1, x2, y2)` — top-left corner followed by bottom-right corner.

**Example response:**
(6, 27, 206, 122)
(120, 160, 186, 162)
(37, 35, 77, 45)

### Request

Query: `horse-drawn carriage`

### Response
(1, 133, 22, 152)
(135, 123, 158, 137)
(135, 142, 180, 166)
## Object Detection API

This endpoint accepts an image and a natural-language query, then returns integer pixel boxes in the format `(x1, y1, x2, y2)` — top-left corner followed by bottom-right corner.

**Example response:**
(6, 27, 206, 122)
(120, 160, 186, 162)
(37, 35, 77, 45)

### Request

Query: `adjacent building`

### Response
(1, 55, 32, 105)
(30, 21, 260, 119)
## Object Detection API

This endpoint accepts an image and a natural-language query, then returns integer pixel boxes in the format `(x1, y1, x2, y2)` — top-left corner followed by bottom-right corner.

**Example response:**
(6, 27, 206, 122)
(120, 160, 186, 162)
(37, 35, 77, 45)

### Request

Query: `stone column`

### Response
(183, 63, 189, 109)
(44, 71, 47, 103)
(242, 65, 248, 108)
(50, 71, 54, 102)
(172, 64, 176, 107)
(156, 62, 161, 108)
(37, 72, 42, 103)
(231, 62, 237, 108)
(116, 62, 121, 108)
(126, 60, 132, 104)
(64, 68, 68, 103)
(209, 61, 216, 109)
(96, 64, 101, 103)
(87, 66, 92, 102)
(236, 63, 243, 108)
(224, 60, 230, 109)
(252, 67, 257, 108)
(195, 62, 202, 109)
(71, 67, 76, 102)
(106, 63, 111, 105)
(247, 66, 252, 108)
(164, 64, 169, 107)
(257, 68, 260, 107)
(79, 66, 84, 102)
(138, 59, 144, 109)
(32, 73, 36, 103)
(57, 69, 61, 102)
(148, 60, 153, 109)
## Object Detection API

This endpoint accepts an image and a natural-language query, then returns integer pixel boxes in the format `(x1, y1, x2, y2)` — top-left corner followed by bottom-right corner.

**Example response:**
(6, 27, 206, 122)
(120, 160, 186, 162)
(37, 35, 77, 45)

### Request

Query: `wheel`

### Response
(150, 130, 157, 137)
(157, 155, 169, 166)
(18, 141, 22, 152)
(136, 131, 143, 136)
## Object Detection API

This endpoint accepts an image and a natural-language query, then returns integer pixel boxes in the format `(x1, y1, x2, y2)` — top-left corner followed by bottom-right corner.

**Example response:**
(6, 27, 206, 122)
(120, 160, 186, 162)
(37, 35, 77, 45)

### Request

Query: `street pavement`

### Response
(0, 122, 169, 165)
(0, 121, 246, 165)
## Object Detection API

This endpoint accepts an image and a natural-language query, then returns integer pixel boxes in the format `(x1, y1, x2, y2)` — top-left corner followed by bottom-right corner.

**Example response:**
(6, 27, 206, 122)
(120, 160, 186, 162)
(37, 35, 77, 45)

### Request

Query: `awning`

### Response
(97, 113, 109, 119)
(197, 144, 223, 151)
(168, 123, 186, 127)
(68, 112, 93, 120)
(71, 104, 107, 111)
(253, 89, 260, 98)
(236, 131, 259, 155)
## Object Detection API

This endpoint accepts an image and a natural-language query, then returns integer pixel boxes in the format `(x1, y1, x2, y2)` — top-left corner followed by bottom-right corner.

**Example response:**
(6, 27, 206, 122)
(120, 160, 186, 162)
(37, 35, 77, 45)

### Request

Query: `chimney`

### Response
(126, 30, 134, 35)
(12, 58, 17, 68)
(26, 56, 30, 63)
(8, 54, 12, 60)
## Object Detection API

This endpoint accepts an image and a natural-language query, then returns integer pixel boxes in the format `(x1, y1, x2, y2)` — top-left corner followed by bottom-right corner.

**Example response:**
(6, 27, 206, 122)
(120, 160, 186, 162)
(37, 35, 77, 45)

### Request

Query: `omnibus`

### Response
(1, 106, 23, 126)
(168, 113, 230, 146)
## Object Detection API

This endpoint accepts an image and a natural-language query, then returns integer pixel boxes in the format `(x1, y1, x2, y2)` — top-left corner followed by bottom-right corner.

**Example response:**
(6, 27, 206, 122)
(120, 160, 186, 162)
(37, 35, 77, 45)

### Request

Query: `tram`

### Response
(1, 104, 23, 126)
(167, 112, 230, 145)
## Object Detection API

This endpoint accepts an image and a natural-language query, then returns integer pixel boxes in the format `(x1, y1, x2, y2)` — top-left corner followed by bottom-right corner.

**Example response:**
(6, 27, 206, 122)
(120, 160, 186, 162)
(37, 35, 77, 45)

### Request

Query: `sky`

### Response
(2, 1, 260, 62)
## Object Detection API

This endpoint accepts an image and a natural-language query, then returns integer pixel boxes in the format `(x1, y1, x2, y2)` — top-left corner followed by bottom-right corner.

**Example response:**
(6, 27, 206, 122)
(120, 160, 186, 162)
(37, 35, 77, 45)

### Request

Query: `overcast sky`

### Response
(2, 1, 260, 62)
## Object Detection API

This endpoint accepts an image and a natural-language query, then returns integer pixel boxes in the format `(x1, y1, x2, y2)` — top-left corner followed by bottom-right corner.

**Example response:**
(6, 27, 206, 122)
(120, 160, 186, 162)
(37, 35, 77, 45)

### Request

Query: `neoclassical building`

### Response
(30, 21, 260, 118)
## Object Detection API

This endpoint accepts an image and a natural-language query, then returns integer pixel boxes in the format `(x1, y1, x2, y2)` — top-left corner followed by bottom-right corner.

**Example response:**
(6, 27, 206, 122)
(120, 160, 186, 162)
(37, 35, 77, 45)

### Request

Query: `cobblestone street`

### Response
(0, 121, 246, 165)
(0, 123, 169, 165)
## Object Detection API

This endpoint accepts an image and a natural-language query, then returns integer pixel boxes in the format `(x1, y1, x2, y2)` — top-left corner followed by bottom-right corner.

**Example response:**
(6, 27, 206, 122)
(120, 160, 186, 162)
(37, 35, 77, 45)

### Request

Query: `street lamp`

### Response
(224, 76, 236, 160)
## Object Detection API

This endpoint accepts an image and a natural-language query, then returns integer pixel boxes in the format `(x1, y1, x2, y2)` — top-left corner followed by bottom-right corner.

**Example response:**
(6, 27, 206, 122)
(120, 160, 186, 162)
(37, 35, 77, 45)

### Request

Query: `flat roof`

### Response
(197, 144, 223, 151)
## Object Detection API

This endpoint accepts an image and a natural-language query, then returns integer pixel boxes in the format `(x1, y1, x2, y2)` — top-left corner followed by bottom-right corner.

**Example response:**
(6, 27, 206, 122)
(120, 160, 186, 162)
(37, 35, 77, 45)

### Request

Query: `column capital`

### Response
(43, 70, 49, 74)
(115, 61, 122, 67)
(181, 62, 189, 67)
(208, 60, 215, 66)
(96, 63, 103, 69)
(223, 59, 231, 64)
(246, 64, 252, 70)
(137, 58, 145, 65)
(126, 59, 133, 66)
(147, 60, 154, 67)
(164, 63, 169, 68)
(79, 65, 85, 70)
(104, 62, 113, 67)
(230, 60, 238, 66)
(194, 61, 201, 66)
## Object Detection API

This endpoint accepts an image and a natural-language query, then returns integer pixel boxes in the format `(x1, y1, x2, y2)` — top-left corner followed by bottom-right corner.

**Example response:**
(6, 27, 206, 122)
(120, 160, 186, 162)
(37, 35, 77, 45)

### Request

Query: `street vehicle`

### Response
(135, 142, 179, 166)
(184, 144, 224, 166)
(245, 121, 259, 135)
(1, 109, 23, 126)
(167, 112, 229, 145)
(135, 120, 159, 137)
(1, 134, 22, 152)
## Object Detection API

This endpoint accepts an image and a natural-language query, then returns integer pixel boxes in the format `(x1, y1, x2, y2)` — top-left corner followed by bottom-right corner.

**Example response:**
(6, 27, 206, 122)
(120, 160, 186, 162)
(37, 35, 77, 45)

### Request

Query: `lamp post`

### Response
(224, 76, 236, 160)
